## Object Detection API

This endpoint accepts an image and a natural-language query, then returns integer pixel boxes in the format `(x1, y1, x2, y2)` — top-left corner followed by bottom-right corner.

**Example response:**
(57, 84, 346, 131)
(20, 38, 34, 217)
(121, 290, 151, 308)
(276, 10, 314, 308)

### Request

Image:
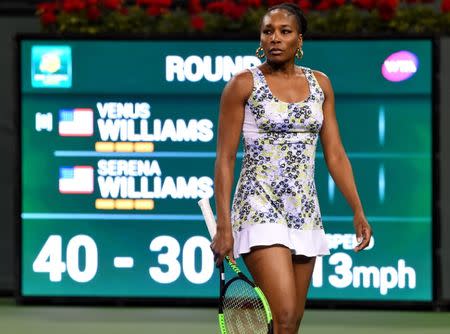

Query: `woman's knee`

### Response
(297, 308, 305, 326)
(274, 305, 301, 331)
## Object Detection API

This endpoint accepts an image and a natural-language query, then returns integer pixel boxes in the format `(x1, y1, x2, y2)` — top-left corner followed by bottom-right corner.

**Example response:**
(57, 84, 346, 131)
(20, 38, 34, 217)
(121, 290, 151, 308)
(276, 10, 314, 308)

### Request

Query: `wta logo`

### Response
(381, 51, 419, 82)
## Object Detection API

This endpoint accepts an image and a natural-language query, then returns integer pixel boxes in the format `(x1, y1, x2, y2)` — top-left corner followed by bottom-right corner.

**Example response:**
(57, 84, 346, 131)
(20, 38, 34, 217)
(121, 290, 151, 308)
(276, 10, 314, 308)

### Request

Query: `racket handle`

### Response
(198, 198, 217, 240)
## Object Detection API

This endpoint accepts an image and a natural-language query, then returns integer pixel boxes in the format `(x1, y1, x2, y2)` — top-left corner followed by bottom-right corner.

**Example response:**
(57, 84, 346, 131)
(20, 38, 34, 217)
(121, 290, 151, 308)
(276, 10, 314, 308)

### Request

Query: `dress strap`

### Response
(248, 67, 266, 90)
(300, 66, 314, 85)
(300, 66, 325, 102)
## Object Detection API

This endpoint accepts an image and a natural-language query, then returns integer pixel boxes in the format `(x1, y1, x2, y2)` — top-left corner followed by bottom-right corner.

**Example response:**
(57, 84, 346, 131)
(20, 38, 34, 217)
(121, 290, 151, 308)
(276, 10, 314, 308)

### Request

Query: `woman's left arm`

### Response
(315, 70, 372, 252)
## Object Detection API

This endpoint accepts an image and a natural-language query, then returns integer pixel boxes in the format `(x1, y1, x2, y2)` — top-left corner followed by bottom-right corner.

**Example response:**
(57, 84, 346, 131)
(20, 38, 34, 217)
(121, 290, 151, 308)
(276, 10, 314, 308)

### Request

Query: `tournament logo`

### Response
(381, 50, 419, 82)
(31, 45, 72, 88)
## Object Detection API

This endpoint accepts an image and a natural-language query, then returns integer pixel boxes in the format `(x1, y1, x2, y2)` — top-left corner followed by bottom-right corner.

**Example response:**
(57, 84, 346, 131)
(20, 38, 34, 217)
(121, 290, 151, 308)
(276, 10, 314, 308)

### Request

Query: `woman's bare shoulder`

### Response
(229, 69, 253, 91)
(223, 69, 254, 101)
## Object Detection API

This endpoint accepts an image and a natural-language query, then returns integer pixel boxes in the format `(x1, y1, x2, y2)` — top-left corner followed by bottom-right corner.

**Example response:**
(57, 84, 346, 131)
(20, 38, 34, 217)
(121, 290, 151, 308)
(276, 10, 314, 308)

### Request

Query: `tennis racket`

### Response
(198, 198, 273, 334)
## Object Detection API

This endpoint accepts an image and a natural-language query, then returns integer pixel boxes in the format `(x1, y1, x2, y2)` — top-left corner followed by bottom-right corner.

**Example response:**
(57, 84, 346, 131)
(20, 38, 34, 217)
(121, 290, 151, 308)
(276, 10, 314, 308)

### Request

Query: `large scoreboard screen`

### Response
(19, 38, 433, 302)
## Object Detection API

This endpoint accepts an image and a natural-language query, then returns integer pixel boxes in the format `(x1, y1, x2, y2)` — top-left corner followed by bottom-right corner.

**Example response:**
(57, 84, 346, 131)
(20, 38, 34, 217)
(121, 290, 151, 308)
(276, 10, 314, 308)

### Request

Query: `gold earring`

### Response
(296, 48, 304, 59)
(256, 46, 265, 59)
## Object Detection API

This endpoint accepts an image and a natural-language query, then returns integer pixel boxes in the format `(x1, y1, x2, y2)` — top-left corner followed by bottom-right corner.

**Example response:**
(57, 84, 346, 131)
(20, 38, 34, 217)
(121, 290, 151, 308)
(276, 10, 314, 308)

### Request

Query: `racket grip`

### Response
(197, 198, 217, 240)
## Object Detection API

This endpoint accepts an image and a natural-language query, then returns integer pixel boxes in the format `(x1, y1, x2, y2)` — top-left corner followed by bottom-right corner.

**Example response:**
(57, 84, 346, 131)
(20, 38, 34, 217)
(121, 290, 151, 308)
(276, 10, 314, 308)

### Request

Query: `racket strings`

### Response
(223, 279, 268, 334)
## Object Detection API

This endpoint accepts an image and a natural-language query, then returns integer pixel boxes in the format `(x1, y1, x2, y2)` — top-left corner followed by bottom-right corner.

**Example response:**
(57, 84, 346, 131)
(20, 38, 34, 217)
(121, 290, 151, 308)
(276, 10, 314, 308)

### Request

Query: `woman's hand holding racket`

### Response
(198, 198, 274, 334)
(210, 225, 235, 266)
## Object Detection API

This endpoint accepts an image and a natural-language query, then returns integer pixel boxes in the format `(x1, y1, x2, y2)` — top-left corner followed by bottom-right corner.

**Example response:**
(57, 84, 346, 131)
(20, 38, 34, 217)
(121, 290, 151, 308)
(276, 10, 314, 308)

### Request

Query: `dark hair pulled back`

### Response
(266, 3, 307, 35)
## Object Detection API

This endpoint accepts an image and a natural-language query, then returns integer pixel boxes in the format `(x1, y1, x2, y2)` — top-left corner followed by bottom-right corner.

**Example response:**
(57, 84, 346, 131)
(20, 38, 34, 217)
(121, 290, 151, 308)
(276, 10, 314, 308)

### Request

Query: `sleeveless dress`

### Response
(231, 66, 330, 258)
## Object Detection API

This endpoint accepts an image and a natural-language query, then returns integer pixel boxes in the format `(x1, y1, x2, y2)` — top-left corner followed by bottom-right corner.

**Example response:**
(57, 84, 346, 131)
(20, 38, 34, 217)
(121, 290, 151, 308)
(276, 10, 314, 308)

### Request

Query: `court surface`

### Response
(1, 298, 449, 334)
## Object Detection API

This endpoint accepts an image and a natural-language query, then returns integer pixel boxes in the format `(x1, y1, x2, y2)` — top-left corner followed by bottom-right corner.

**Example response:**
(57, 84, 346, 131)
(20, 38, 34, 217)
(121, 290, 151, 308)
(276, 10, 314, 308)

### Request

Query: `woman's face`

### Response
(260, 9, 302, 64)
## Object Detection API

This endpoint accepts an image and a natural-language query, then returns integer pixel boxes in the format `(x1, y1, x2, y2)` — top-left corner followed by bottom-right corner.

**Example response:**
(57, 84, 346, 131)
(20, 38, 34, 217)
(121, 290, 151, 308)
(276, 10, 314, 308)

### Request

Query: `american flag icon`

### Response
(59, 166, 94, 194)
(58, 108, 93, 137)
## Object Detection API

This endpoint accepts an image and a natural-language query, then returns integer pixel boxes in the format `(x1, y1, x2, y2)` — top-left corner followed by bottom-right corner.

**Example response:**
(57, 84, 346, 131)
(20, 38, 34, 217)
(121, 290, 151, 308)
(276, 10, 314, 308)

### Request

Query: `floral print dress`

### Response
(231, 66, 330, 258)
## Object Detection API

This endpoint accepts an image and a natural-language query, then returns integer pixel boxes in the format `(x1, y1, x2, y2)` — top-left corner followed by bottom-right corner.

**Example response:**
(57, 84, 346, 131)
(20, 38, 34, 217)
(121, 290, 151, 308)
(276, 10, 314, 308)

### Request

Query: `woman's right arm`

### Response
(211, 71, 253, 265)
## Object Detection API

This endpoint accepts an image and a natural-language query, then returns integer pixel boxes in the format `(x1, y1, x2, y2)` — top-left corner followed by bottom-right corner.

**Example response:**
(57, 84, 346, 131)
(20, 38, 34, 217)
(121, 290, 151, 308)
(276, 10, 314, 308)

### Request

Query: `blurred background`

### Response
(1, 0, 450, 332)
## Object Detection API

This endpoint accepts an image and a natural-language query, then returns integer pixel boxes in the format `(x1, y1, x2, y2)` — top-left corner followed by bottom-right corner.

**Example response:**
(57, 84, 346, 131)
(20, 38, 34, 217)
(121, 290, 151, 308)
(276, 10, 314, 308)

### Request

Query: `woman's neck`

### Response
(264, 60, 297, 75)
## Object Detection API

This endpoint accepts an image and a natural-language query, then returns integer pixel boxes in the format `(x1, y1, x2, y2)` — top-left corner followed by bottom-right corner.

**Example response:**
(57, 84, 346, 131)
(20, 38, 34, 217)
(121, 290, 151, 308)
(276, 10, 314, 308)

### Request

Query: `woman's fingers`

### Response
(354, 224, 372, 252)
(210, 231, 234, 265)
(360, 226, 372, 250)
(353, 223, 362, 252)
(211, 244, 230, 266)
(227, 251, 236, 265)
(215, 249, 224, 266)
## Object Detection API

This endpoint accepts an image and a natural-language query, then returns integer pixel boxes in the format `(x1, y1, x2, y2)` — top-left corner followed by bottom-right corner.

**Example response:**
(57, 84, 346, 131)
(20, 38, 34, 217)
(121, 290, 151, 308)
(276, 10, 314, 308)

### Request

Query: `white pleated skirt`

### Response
(233, 223, 330, 259)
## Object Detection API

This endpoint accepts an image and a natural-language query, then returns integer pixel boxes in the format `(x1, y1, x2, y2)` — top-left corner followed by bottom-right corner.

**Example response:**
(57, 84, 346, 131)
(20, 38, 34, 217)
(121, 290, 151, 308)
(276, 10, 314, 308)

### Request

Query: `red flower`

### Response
(377, 0, 399, 10)
(206, 1, 247, 20)
(41, 11, 57, 25)
(298, 0, 312, 12)
(62, 0, 86, 12)
(147, 6, 160, 15)
(146, 5, 168, 16)
(188, 0, 203, 14)
(241, 0, 262, 7)
(316, 0, 333, 10)
(405, 0, 433, 3)
(267, 0, 294, 6)
(227, 3, 247, 19)
(138, 0, 172, 12)
(191, 15, 205, 30)
(37, 2, 57, 13)
(139, 0, 171, 16)
(103, 0, 122, 10)
(206, 1, 225, 13)
(87, 6, 101, 20)
(137, 0, 171, 6)
(377, 0, 399, 20)
(159, 0, 172, 5)
(442, 0, 450, 13)
(315, 0, 346, 9)
(87, 0, 99, 5)
(352, 0, 376, 10)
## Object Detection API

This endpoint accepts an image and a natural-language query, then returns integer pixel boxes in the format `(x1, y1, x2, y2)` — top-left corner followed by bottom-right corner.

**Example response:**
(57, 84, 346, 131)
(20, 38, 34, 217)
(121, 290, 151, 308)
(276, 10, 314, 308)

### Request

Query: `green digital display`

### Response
(20, 39, 433, 301)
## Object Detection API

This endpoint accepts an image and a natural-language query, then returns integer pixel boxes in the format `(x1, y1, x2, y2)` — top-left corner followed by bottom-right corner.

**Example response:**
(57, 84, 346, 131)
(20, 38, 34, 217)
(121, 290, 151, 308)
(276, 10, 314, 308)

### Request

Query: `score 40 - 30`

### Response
(32, 234, 416, 295)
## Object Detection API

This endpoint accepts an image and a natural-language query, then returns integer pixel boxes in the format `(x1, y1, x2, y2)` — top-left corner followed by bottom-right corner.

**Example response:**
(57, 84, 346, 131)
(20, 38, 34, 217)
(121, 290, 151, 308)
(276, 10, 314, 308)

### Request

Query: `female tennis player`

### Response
(211, 3, 372, 334)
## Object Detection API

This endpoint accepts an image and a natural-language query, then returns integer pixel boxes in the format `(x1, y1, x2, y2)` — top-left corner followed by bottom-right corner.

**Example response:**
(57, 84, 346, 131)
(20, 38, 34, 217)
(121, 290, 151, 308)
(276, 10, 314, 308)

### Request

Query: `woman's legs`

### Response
(243, 245, 312, 334)
(292, 255, 316, 327)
